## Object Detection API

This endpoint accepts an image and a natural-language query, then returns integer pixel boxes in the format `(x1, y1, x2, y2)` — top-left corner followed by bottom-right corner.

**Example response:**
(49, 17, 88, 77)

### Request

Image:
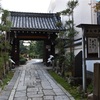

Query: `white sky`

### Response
(1, 0, 51, 13)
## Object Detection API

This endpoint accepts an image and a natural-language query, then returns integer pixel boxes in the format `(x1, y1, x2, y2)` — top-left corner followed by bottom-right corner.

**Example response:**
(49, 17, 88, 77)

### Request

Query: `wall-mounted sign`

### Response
(88, 38, 98, 54)
(77, 24, 100, 59)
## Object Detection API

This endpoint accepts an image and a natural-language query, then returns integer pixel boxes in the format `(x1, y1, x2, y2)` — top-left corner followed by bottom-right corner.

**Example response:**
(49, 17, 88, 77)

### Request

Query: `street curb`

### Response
(8, 68, 21, 100)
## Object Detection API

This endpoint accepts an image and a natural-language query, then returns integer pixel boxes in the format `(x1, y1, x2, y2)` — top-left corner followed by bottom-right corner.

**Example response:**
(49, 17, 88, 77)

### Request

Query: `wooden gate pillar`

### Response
(43, 41, 46, 64)
(50, 39, 55, 56)
(11, 38, 19, 65)
(93, 63, 100, 100)
(44, 39, 51, 65)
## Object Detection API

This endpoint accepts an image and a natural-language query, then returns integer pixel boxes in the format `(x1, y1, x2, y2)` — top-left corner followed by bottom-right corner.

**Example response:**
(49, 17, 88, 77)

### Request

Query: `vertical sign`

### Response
(88, 38, 98, 54)
(87, 37, 98, 58)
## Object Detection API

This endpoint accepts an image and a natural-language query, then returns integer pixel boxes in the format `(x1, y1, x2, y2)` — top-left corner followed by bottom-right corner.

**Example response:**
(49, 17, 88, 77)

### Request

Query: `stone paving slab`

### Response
(0, 59, 75, 100)
(0, 91, 11, 96)
(32, 98, 43, 100)
(43, 89, 55, 96)
(15, 91, 26, 97)
(43, 96, 54, 100)
(55, 95, 70, 100)
(0, 95, 8, 100)
(14, 97, 27, 100)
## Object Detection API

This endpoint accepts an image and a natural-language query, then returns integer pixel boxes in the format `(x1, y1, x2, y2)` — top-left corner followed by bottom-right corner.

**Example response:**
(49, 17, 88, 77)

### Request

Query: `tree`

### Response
(20, 40, 28, 54)
(0, 3, 11, 77)
(29, 41, 36, 58)
(93, 1, 100, 12)
(55, 32, 66, 77)
(61, 0, 78, 52)
(56, 0, 78, 75)
(35, 41, 44, 58)
(29, 41, 44, 58)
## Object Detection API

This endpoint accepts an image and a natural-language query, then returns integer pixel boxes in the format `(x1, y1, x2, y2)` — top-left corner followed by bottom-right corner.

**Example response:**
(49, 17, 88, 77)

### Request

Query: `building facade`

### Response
(48, 0, 100, 72)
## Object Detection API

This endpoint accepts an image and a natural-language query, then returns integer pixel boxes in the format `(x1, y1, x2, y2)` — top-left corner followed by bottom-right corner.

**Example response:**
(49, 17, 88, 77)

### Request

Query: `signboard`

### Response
(87, 37, 98, 58)
(88, 38, 98, 54)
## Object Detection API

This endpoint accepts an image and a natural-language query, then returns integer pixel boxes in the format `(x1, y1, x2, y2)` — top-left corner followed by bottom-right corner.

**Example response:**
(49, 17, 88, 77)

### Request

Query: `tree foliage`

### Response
(0, 3, 11, 77)
(0, 10, 11, 31)
(19, 40, 44, 59)
(20, 40, 28, 54)
(60, 0, 78, 39)
(55, 0, 78, 76)
(93, 1, 100, 12)
(29, 41, 44, 58)
(61, 0, 78, 74)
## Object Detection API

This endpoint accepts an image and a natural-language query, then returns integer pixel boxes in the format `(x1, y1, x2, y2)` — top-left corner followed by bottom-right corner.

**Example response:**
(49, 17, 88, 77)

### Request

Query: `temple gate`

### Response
(7, 11, 65, 65)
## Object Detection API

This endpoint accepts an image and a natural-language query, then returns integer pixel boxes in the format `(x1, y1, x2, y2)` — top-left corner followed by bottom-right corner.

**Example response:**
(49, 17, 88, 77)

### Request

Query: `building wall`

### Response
(48, 0, 97, 38)
(48, 0, 99, 72)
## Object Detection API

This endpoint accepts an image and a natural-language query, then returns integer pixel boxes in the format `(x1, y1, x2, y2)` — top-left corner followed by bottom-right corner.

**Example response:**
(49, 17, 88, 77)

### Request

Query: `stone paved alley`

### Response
(0, 59, 74, 100)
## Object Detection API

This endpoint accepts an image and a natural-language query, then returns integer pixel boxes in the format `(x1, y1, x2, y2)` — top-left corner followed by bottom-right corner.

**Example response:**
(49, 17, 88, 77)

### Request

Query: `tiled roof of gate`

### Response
(10, 11, 65, 32)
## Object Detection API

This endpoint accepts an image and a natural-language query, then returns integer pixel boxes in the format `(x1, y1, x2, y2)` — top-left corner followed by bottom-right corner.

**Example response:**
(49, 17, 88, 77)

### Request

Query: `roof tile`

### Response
(10, 11, 65, 31)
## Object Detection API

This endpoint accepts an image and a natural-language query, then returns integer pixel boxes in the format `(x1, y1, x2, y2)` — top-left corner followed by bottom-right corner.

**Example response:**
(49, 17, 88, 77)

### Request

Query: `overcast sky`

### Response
(1, 0, 51, 13)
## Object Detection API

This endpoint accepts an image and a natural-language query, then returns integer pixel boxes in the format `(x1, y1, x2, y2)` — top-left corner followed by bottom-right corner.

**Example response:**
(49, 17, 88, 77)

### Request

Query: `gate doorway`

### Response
(19, 40, 44, 63)
(7, 11, 65, 65)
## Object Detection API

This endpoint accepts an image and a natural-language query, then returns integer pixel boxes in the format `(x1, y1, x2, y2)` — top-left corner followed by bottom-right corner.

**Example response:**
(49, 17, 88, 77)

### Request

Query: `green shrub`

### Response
(0, 71, 14, 89)
(87, 83, 93, 93)
(29, 53, 34, 58)
(19, 58, 27, 65)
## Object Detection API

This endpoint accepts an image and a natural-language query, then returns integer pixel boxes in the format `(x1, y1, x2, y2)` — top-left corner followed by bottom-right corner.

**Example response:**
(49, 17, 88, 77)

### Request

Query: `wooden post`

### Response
(93, 63, 100, 100)
(82, 29, 87, 93)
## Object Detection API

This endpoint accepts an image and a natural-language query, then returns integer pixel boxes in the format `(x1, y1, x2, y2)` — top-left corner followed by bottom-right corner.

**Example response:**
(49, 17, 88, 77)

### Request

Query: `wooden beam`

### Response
(18, 35, 47, 39)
